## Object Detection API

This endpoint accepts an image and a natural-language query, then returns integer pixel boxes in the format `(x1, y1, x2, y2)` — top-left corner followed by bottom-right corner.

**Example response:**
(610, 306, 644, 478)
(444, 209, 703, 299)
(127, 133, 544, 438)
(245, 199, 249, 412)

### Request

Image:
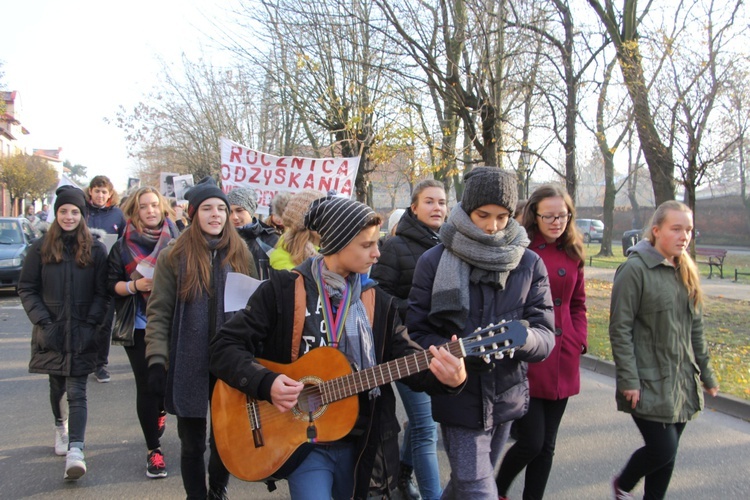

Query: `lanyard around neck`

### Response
(315, 259, 351, 348)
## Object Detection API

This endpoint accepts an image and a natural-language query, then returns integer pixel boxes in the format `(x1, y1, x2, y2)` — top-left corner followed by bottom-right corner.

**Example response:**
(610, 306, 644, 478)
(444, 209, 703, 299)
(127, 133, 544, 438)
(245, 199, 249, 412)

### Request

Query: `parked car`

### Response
(576, 218, 604, 243)
(0, 217, 42, 289)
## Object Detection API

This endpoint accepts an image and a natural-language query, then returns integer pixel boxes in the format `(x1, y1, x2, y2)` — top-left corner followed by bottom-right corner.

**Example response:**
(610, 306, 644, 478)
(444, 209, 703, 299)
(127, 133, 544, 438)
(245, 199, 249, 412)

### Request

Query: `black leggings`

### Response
(123, 329, 164, 450)
(618, 416, 687, 500)
(495, 397, 569, 499)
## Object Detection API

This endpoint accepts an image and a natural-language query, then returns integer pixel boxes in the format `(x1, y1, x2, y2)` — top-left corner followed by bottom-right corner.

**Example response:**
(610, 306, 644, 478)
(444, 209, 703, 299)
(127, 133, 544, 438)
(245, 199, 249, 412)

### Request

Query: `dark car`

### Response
(0, 217, 42, 289)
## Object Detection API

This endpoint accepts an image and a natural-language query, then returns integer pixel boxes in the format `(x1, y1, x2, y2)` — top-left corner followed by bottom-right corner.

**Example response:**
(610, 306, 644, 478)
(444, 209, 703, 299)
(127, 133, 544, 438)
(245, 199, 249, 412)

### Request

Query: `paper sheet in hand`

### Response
(225, 273, 265, 312)
(136, 262, 154, 279)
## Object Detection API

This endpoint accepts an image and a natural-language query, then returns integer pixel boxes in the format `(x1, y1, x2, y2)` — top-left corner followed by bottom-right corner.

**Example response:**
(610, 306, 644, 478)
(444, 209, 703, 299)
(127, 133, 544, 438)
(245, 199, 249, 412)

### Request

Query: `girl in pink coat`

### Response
(496, 184, 587, 499)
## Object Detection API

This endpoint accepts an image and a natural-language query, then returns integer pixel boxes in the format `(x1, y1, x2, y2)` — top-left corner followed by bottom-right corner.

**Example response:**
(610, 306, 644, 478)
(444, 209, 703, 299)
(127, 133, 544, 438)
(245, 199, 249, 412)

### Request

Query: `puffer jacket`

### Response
(18, 234, 110, 376)
(210, 259, 461, 499)
(407, 244, 555, 431)
(371, 208, 440, 320)
(609, 239, 718, 423)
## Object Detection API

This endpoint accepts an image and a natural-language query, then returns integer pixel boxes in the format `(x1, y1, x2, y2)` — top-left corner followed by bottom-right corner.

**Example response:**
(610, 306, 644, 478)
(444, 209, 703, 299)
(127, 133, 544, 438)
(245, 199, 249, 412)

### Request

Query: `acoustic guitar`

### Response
(212, 320, 527, 482)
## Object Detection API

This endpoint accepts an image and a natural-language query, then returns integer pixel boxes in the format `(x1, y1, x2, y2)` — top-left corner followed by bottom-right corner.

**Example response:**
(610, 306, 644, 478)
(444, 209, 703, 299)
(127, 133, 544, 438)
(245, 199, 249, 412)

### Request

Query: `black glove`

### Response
(148, 364, 167, 397)
(465, 356, 495, 373)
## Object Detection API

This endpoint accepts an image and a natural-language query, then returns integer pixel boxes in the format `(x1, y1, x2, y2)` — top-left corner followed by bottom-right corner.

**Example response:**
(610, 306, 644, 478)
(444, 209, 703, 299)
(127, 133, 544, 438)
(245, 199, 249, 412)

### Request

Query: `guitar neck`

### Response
(319, 340, 464, 405)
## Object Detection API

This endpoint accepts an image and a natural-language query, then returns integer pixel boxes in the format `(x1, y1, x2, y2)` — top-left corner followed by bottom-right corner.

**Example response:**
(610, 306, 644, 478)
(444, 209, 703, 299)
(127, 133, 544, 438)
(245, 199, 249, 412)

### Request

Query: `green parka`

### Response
(609, 240, 718, 423)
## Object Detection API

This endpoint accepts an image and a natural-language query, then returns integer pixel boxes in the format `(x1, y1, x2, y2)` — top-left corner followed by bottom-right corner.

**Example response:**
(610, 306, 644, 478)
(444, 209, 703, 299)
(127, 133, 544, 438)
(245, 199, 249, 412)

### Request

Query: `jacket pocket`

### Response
(33, 321, 65, 352)
(75, 321, 99, 354)
(637, 366, 673, 417)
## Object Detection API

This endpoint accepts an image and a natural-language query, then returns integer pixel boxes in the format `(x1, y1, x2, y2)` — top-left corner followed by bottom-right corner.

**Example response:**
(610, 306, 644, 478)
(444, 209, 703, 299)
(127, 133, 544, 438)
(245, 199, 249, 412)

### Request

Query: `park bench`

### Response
(695, 247, 727, 279)
(735, 269, 750, 282)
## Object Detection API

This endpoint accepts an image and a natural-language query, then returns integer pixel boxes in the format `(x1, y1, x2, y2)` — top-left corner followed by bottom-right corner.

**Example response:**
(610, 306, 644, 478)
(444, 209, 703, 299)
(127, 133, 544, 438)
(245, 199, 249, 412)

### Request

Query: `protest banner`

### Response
(220, 137, 360, 215)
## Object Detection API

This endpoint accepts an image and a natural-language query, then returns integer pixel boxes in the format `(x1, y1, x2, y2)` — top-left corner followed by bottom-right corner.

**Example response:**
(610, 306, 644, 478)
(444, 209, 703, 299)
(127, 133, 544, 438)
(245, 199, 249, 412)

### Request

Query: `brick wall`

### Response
(577, 195, 750, 246)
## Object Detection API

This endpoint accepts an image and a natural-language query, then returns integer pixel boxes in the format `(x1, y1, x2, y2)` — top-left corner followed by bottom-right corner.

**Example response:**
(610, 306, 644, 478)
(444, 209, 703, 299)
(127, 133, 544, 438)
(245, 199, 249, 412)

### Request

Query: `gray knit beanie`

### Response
(461, 166, 518, 215)
(304, 196, 377, 255)
(227, 187, 258, 216)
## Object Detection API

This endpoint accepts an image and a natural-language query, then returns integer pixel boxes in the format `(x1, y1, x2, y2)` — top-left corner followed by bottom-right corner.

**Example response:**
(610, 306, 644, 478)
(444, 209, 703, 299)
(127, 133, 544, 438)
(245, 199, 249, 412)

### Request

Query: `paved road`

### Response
(1, 290, 749, 499)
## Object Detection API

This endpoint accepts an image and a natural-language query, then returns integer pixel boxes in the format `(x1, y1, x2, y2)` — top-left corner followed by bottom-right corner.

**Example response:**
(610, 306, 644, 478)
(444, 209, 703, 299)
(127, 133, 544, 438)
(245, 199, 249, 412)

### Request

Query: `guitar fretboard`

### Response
(319, 340, 464, 404)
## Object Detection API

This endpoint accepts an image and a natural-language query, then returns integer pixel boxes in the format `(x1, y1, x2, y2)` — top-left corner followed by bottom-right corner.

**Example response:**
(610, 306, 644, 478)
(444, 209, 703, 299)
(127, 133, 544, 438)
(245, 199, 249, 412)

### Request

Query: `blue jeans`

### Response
(49, 375, 88, 450)
(287, 443, 356, 500)
(440, 421, 511, 499)
(397, 381, 442, 499)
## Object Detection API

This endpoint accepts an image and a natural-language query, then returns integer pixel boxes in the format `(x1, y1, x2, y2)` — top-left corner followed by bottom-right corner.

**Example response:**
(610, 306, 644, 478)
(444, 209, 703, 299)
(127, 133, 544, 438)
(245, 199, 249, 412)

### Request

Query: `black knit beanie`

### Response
(304, 196, 377, 255)
(461, 166, 518, 215)
(54, 185, 87, 215)
(184, 177, 229, 219)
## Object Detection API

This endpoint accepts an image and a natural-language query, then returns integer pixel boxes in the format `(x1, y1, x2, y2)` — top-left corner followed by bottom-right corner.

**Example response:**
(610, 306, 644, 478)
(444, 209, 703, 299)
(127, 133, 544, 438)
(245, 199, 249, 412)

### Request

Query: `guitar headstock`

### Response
(460, 321, 528, 363)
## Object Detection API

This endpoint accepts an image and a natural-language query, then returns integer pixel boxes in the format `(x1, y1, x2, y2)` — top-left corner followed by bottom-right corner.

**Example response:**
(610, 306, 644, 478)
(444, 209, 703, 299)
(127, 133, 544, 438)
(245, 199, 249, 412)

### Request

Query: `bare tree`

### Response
(660, 0, 742, 222)
(111, 56, 262, 181)
(587, 0, 679, 205)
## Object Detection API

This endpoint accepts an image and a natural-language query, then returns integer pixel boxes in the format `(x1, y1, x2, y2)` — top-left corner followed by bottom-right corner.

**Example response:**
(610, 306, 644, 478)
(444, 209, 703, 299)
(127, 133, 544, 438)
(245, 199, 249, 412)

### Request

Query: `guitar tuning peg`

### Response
(481, 354, 491, 363)
(508, 348, 516, 359)
(494, 351, 504, 360)
(475, 326, 483, 332)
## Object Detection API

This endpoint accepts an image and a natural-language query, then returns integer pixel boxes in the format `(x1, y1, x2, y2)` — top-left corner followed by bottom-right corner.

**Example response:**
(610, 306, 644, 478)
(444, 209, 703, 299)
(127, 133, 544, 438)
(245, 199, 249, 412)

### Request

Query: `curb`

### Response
(581, 354, 750, 422)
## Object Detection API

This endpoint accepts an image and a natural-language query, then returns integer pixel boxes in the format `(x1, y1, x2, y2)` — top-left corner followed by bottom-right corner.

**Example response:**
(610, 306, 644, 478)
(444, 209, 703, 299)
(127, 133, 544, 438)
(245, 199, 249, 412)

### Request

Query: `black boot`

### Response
(397, 462, 421, 500)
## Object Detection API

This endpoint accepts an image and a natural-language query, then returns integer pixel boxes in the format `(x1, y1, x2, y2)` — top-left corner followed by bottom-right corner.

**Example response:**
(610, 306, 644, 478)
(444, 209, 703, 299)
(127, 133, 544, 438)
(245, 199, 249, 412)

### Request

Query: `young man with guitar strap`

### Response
(209, 196, 468, 500)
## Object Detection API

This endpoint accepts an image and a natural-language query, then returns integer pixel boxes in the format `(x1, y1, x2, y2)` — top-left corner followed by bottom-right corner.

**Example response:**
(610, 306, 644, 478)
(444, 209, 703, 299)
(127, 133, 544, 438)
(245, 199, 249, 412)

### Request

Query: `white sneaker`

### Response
(64, 447, 86, 480)
(54, 423, 68, 456)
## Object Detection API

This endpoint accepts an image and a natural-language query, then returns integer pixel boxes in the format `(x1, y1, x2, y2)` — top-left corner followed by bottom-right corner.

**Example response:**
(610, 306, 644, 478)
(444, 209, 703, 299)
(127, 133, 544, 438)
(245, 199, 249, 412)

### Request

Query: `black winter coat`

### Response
(18, 234, 110, 376)
(407, 244, 555, 431)
(236, 220, 279, 279)
(370, 208, 440, 321)
(210, 259, 460, 499)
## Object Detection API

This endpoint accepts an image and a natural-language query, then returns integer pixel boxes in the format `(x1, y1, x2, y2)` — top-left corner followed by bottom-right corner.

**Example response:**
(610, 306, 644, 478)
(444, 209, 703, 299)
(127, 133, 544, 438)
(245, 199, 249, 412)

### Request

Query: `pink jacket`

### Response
(526, 232, 588, 400)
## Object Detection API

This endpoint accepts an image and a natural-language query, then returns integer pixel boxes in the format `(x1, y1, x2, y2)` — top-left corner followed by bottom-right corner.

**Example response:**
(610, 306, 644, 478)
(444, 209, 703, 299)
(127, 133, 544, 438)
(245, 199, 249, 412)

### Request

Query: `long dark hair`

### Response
(169, 203, 251, 302)
(41, 217, 94, 267)
(522, 184, 585, 263)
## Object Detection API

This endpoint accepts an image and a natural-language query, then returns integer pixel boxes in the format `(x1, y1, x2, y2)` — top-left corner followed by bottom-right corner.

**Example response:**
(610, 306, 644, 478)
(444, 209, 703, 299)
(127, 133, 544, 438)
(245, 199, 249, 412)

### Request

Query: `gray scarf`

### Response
(311, 255, 380, 399)
(431, 203, 530, 332)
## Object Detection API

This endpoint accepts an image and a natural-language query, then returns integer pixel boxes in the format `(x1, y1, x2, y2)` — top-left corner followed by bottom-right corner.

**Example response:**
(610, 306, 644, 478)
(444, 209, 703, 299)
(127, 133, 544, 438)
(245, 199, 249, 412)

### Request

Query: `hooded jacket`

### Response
(371, 208, 440, 321)
(609, 239, 717, 423)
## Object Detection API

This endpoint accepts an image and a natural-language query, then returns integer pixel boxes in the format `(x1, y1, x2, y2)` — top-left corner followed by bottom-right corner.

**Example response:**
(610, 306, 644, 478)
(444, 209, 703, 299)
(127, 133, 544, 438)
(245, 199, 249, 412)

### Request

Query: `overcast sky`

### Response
(1, 0, 227, 191)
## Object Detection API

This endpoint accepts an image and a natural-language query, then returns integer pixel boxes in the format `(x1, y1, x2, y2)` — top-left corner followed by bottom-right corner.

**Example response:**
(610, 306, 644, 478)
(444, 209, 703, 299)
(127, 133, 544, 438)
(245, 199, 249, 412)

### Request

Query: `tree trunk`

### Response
(617, 44, 676, 205)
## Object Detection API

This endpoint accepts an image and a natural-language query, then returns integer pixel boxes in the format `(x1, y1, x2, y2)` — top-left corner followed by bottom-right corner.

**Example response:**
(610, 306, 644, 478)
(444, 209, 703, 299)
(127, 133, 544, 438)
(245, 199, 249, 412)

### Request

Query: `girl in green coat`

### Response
(609, 200, 719, 500)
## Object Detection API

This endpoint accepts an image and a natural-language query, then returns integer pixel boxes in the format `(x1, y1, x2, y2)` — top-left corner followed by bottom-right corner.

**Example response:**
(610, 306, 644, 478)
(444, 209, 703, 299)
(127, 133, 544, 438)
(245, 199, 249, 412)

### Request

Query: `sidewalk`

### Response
(585, 265, 750, 301)
(584, 264, 750, 422)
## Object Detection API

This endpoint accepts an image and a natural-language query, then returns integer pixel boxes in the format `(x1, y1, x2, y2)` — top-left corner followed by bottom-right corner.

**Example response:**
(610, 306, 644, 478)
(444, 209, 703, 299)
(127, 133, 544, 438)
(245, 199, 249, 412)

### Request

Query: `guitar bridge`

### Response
(247, 398, 264, 448)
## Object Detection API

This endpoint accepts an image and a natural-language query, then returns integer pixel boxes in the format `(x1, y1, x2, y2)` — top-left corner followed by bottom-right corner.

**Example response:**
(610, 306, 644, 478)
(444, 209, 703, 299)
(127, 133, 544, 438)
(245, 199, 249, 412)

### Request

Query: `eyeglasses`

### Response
(536, 213, 572, 223)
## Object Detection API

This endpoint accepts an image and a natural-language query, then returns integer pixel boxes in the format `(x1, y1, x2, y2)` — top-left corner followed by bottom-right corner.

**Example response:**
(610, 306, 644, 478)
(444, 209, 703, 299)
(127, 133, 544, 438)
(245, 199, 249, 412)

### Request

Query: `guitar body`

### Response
(212, 320, 527, 483)
(212, 347, 360, 482)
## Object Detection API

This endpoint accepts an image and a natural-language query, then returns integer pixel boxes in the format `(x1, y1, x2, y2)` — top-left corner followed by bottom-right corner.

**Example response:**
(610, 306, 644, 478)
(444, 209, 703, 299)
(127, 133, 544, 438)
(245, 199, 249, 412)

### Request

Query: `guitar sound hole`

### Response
(297, 385, 323, 413)
(291, 377, 327, 421)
